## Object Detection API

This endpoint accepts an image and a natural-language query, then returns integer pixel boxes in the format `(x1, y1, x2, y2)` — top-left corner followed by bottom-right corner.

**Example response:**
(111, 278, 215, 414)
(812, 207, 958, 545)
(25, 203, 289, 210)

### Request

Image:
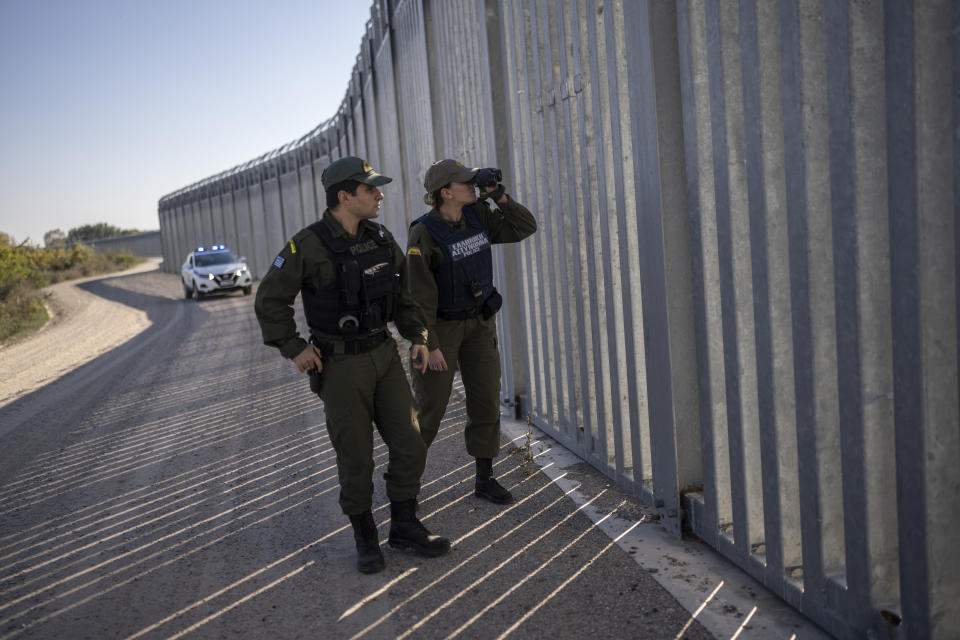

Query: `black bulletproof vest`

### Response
(416, 207, 493, 310)
(301, 220, 398, 335)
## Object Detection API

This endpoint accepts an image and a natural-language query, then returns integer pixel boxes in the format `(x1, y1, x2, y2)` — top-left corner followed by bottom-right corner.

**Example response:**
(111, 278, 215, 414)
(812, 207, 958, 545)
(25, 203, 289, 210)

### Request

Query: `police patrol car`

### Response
(180, 245, 252, 300)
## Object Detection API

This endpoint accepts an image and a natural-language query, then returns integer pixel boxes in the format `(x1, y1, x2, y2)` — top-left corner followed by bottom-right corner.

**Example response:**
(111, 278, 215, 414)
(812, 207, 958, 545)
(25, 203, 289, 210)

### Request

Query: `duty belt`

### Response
(437, 306, 482, 321)
(312, 330, 388, 357)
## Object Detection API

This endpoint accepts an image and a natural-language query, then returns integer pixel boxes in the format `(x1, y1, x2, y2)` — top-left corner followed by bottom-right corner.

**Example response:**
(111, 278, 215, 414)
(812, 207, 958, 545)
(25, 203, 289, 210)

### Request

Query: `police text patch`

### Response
(449, 232, 491, 262)
(273, 255, 286, 269)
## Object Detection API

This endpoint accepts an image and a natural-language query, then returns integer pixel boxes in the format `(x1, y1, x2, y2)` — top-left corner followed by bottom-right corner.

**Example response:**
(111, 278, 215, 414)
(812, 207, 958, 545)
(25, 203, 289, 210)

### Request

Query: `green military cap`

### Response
(423, 158, 479, 192)
(321, 156, 392, 190)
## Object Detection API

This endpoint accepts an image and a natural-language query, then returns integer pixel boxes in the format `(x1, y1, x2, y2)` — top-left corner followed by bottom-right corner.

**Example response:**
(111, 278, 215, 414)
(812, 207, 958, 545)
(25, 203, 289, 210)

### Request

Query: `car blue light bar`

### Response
(196, 246, 205, 252)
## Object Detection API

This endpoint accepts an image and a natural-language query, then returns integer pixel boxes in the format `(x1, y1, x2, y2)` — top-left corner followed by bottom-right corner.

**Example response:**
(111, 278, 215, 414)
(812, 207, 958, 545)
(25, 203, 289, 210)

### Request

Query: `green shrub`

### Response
(0, 287, 48, 343)
(0, 239, 143, 344)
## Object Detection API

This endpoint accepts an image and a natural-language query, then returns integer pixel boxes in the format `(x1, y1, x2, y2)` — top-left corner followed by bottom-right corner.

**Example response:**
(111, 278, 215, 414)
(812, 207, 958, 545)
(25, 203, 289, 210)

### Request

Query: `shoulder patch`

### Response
(288, 239, 297, 254)
(407, 247, 422, 256)
(273, 255, 286, 269)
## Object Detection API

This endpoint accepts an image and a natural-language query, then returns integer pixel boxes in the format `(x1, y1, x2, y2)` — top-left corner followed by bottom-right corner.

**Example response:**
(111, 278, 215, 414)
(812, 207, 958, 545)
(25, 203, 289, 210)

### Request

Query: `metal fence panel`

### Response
(247, 182, 270, 281)
(262, 173, 286, 259)
(298, 163, 318, 225)
(232, 184, 254, 276)
(372, 7, 409, 245)
(392, 0, 436, 226)
(279, 169, 302, 237)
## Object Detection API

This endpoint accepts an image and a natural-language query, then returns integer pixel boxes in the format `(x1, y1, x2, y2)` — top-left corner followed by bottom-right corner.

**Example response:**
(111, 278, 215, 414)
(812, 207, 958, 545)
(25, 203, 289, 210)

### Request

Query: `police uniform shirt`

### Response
(255, 210, 429, 359)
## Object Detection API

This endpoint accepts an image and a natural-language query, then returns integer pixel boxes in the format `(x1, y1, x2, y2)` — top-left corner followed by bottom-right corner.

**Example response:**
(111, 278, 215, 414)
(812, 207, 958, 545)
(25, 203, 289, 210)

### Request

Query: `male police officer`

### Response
(254, 156, 450, 574)
(406, 159, 536, 505)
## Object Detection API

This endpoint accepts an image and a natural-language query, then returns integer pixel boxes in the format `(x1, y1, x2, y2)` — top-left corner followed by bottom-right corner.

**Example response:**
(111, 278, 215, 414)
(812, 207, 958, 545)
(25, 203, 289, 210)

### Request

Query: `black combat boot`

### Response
(475, 458, 513, 504)
(348, 511, 385, 574)
(387, 499, 450, 557)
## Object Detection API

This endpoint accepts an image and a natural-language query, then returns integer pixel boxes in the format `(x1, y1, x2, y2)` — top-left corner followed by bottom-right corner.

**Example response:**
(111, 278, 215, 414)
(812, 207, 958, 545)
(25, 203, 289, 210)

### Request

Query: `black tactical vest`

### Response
(416, 207, 494, 311)
(301, 219, 398, 336)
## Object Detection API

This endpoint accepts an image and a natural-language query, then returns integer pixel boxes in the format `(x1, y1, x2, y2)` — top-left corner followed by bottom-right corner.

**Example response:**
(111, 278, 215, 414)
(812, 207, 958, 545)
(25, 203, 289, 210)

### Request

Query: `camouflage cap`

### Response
(321, 156, 392, 190)
(423, 159, 479, 192)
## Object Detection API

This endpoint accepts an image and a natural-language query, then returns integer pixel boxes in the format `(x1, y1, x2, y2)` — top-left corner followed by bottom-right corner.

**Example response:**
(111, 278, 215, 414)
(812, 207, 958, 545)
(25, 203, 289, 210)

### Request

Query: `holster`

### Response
(481, 289, 503, 320)
(308, 368, 324, 398)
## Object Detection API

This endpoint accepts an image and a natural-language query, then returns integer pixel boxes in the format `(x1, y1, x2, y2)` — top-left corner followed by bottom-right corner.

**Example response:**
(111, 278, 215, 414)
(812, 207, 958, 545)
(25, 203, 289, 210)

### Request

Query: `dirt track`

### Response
(0, 259, 160, 409)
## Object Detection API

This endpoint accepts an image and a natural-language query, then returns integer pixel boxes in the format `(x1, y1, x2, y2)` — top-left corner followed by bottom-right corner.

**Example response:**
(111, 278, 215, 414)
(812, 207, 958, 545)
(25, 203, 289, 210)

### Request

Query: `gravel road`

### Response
(0, 259, 160, 409)
(0, 265, 820, 639)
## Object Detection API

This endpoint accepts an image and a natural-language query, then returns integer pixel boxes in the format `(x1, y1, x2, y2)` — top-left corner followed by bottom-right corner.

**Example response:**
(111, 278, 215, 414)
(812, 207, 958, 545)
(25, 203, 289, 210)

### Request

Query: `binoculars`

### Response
(475, 167, 502, 188)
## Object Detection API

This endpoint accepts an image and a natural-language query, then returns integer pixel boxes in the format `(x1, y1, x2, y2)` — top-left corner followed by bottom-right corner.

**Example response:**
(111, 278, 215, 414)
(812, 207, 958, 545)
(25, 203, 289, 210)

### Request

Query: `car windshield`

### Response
(195, 251, 238, 267)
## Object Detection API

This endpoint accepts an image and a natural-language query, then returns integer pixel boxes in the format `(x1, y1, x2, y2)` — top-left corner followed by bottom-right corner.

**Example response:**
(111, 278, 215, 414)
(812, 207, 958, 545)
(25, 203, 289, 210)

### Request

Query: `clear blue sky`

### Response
(0, 0, 372, 246)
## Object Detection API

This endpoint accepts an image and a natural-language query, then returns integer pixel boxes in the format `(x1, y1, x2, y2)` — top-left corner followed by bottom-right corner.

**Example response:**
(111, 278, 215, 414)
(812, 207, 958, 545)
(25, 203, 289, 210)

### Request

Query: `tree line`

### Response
(43, 223, 145, 249)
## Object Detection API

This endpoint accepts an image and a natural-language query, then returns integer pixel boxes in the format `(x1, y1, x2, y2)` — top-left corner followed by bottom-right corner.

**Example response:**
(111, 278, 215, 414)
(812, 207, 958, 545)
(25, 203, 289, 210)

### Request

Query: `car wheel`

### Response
(243, 285, 252, 296)
(183, 279, 192, 299)
(192, 284, 204, 301)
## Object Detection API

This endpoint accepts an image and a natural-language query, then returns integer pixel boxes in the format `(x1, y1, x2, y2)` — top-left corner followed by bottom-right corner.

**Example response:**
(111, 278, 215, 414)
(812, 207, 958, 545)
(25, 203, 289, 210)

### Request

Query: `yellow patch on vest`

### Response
(407, 247, 422, 256)
(288, 239, 296, 254)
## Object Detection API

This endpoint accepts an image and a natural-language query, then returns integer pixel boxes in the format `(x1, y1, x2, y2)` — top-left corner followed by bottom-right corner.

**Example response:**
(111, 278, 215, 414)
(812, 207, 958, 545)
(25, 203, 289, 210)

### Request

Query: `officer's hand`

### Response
(410, 344, 430, 374)
(427, 348, 448, 372)
(293, 344, 323, 374)
(483, 183, 507, 204)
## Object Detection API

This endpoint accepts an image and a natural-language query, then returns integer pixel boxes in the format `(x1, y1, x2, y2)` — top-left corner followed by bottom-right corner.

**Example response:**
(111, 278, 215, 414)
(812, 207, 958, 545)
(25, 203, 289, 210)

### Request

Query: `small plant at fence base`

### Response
(509, 413, 536, 476)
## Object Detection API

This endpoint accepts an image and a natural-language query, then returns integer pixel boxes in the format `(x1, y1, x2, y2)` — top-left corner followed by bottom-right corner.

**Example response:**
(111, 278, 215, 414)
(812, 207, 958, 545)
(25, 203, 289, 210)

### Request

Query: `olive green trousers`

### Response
(319, 337, 426, 515)
(412, 315, 502, 459)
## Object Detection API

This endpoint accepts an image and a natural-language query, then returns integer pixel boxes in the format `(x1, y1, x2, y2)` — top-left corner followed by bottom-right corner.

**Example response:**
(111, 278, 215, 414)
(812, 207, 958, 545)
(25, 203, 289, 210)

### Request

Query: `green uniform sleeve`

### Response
(477, 193, 537, 244)
(389, 233, 429, 346)
(405, 222, 444, 351)
(254, 232, 327, 360)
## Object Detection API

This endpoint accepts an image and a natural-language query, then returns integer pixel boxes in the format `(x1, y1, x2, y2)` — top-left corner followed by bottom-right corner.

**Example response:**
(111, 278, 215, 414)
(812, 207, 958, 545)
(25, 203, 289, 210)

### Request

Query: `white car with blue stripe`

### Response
(180, 245, 252, 300)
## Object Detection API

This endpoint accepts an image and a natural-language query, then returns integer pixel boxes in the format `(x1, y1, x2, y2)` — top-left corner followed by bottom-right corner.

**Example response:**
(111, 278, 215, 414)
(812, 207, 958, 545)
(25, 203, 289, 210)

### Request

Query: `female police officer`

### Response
(406, 159, 536, 504)
(254, 156, 449, 574)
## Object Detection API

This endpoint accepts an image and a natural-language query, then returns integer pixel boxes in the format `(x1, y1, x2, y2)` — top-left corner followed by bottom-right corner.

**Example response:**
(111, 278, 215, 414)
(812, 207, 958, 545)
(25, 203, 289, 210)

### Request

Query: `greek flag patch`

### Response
(273, 255, 286, 269)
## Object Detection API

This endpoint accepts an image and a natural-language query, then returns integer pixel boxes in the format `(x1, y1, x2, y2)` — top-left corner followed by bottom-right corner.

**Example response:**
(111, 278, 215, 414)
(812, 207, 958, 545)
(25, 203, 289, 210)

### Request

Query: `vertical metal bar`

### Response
(739, 0, 786, 584)
(885, 0, 925, 633)
(537, 0, 576, 432)
(527, 0, 556, 433)
(582, 0, 618, 466)
(621, 0, 681, 520)
(825, 0, 872, 627)
(779, 0, 826, 612)
(850, 0, 900, 620)
(571, 0, 606, 451)
(551, 1, 590, 440)
(505, 0, 545, 422)
(755, 0, 804, 595)
(647, 0, 703, 502)
(799, 0, 849, 612)
(540, 0, 577, 436)
(522, 0, 556, 435)
(890, 1, 960, 637)
(705, 0, 754, 561)
(606, 0, 643, 490)
(677, 0, 729, 548)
